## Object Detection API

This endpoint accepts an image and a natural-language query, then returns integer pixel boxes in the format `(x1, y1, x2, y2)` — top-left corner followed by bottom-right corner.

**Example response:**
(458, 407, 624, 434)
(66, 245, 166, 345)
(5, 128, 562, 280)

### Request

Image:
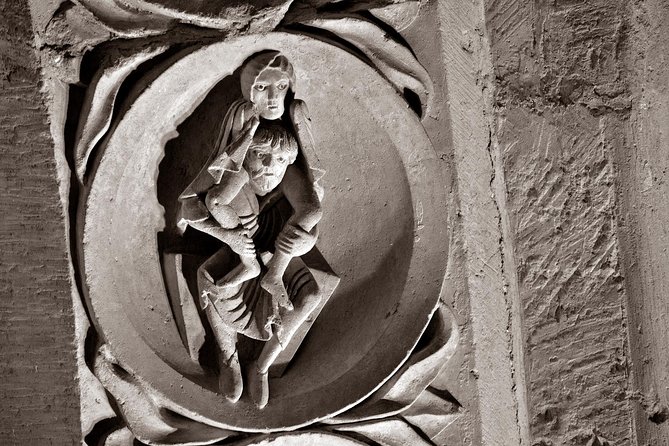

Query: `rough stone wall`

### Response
(0, 0, 81, 443)
(498, 107, 632, 445)
(485, 0, 637, 444)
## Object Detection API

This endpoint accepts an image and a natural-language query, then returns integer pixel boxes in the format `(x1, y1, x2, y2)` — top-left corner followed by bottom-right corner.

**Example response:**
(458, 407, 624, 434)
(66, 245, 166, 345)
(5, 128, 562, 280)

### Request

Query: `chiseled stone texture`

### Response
(0, 0, 80, 443)
(486, 0, 636, 444)
(499, 108, 631, 444)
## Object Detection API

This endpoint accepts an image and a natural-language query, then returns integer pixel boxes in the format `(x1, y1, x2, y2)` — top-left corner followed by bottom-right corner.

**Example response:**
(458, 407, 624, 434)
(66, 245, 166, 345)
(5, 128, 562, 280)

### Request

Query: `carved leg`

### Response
(205, 303, 243, 403)
(246, 359, 269, 410)
(260, 280, 320, 372)
(218, 254, 261, 288)
(248, 280, 321, 409)
(260, 251, 292, 310)
(197, 261, 243, 403)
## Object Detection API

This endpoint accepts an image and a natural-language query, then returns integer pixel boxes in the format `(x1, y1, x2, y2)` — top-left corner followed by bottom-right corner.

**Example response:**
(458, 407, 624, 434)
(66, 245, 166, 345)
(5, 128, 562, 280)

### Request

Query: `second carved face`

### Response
(244, 124, 299, 196)
(245, 144, 292, 195)
(251, 68, 290, 120)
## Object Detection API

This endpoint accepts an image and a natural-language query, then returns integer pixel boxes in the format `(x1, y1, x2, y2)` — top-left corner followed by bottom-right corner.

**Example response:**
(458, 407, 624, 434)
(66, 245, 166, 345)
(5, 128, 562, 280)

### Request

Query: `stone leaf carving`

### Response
(402, 389, 461, 439)
(370, 1, 423, 32)
(324, 302, 460, 424)
(300, 15, 434, 117)
(74, 0, 292, 37)
(333, 419, 436, 446)
(93, 345, 236, 445)
(74, 45, 168, 181)
(73, 0, 420, 38)
(233, 432, 367, 446)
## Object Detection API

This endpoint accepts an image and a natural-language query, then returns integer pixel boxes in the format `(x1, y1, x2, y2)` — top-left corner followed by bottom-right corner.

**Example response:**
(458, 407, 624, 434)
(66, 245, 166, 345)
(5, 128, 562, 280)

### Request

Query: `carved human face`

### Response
(250, 68, 290, 120)
(245, 142, 293, 196)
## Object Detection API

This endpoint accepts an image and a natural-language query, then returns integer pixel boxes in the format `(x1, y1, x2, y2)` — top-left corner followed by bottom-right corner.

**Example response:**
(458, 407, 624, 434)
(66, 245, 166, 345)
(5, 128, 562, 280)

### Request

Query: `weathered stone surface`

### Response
(498, 107, 632, 444)
(0, 0, 80, 443)
(438, 0, 526, 444)
(485, 0, 637, 444)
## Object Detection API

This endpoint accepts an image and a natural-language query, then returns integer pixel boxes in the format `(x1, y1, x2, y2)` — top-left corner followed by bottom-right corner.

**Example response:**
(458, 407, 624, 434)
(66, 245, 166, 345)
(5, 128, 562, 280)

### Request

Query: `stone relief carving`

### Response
(60, 1, 462, 444)
(176, 51, 336, 408)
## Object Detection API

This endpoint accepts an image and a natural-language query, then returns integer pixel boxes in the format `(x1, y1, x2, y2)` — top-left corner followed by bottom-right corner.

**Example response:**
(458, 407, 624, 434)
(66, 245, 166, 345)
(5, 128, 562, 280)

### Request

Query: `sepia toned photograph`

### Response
(1, 0, 667, 445)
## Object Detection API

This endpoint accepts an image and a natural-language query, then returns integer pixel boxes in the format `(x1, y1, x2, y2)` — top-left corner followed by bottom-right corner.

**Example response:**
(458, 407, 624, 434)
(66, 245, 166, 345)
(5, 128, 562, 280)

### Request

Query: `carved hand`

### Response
(217, 226, 256, 256)
(220, 115, 260, 166)
(275, 224, 318, 257)
(241, 114, 260, 137)
(232, 115, 260, 148)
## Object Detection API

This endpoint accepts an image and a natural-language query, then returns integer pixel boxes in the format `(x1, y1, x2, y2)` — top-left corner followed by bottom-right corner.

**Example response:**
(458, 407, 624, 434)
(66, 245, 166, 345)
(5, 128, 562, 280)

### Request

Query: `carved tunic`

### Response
(200, 187, 315, 340)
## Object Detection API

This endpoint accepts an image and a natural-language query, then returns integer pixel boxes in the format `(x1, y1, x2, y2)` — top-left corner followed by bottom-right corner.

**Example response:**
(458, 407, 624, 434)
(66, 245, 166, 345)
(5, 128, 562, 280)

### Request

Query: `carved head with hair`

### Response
(240, 51, 296, 120)
(244, 122, 298, 196)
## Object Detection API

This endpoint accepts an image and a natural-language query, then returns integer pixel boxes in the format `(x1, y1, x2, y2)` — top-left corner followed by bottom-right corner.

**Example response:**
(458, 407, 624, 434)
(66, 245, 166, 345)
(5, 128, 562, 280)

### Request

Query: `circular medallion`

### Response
(81, 32, 448, 431)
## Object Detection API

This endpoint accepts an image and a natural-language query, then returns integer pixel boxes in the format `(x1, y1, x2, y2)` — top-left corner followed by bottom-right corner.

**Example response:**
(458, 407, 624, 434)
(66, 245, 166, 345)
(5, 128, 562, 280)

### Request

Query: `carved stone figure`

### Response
(177, 52, 329, 408)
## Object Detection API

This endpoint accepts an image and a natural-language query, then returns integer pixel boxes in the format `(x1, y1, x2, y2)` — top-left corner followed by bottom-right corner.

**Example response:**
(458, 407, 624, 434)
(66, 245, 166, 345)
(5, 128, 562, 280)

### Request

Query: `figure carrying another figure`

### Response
(205, 120, 320, 311)
(176, 51, 333, 409)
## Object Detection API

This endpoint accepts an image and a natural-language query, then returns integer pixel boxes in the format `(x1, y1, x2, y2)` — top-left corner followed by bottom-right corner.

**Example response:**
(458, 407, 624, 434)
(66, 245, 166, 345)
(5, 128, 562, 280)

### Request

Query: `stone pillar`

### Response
(619, 0, 669, 443)
(437, 0, 527, 444)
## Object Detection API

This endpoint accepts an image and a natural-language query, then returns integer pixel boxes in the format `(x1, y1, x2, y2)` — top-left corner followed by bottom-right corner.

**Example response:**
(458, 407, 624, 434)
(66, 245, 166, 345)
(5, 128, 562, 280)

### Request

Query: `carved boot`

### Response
(247, 360, 269, 409)
(218, 352, 243, 403)
(218, 255, 261, 288)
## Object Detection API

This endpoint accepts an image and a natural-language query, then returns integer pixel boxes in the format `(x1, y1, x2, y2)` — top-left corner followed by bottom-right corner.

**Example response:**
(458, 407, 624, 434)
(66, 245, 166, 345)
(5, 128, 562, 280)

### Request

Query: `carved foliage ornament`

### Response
(70, 3, 459, 444)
